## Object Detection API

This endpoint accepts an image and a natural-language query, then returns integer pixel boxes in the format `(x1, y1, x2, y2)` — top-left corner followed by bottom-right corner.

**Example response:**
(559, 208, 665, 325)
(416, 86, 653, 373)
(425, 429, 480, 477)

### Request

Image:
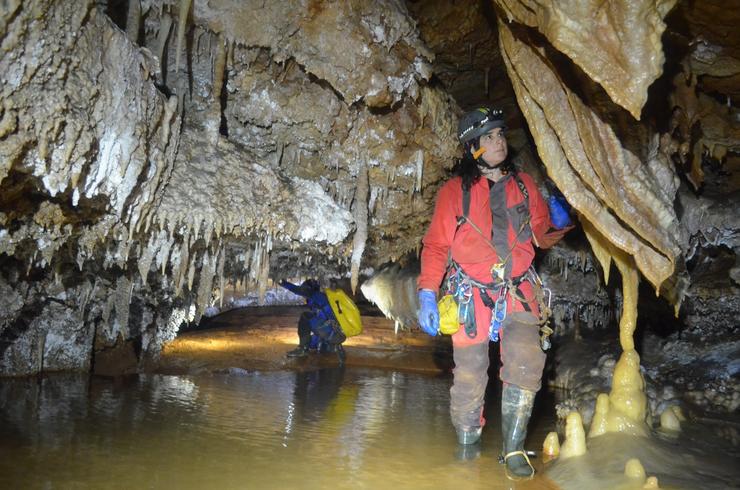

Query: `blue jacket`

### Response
(280, 281, 336, 332)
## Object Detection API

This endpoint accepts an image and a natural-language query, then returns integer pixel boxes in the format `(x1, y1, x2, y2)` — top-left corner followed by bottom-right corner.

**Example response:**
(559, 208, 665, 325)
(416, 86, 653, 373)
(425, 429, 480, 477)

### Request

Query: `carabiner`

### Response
(457, 281, 473, 305)
(489, 286, 508, 342)
(543, 288, 552, 308)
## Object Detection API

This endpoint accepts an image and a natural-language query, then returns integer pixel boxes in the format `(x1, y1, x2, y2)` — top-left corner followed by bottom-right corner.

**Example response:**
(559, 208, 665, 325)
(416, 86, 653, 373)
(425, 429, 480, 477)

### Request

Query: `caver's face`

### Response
(478, 128, 507, 167)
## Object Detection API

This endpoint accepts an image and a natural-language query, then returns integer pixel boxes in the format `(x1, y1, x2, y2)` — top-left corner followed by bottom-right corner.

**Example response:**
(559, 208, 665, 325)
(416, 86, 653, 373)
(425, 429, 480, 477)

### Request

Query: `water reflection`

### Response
(0, 370, 556, 489)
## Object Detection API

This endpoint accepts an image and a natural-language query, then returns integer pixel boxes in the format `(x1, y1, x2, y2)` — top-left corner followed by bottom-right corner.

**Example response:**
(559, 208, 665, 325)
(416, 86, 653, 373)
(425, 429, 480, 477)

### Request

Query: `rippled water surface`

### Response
(0, 369, 557, 490)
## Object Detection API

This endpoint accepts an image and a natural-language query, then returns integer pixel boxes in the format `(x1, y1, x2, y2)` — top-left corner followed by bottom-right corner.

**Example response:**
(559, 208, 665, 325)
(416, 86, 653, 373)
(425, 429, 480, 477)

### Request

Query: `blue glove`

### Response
(548, 194, 572, 230)
(418, 289, 439, 336)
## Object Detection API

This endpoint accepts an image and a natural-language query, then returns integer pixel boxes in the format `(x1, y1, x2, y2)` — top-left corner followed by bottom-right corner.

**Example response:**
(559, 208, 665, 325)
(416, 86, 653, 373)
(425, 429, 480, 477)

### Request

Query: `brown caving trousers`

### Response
(450, 341, 490, 431)
(499, 312, 547, 392)
(449, 312, 546, 430)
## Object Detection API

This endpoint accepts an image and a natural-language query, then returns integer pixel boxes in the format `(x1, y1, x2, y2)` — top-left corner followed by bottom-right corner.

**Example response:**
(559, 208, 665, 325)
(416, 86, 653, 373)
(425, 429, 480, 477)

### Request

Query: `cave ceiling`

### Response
(1, 0, 739, 374)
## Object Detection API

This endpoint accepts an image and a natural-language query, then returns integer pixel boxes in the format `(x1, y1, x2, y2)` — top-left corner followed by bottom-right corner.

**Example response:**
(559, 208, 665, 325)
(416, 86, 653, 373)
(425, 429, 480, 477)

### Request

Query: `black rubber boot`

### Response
(501, 383, 536, 479)
(286, 346, 309, 358)
(456, 426, 482, 445)
(455, 442, 481, 461)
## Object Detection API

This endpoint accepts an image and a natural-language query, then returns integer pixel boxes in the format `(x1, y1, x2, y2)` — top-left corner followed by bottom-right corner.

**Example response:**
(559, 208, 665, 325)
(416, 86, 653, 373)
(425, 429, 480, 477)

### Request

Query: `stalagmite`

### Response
(625, 458, 647, 480)
(605, 252, 649, 436)
(659, 406, 681, 431)
(350, 164, 369, 294)
(670, 405, 686, 422)
(559, 412, 586, 459)
(542, 431, 560, 458)
(581, 216, 650, 438)
(643, 476, 660, 488)
(588, 393, 610, 438)
(606, 351, 648, 437)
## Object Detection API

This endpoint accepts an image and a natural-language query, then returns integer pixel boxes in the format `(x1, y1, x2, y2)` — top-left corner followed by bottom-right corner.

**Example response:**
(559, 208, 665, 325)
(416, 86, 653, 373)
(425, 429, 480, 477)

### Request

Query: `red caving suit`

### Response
(418, 172, 553, 431)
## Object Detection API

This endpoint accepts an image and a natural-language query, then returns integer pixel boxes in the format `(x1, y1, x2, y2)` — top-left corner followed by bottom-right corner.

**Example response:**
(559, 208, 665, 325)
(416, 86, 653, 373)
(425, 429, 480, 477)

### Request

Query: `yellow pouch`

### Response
(438, 294, 461, 335)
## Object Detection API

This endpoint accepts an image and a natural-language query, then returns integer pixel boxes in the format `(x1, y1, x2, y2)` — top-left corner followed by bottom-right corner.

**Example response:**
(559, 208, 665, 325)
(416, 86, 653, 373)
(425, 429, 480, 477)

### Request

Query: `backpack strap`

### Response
(455, 185, 471, 233)
(512, 172, 530, 224)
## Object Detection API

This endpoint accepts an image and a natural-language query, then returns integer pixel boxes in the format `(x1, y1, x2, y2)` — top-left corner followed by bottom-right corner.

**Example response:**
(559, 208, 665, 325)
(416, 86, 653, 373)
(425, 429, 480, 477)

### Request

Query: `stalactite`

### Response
(195, 248, 216, 321)
(414, 149, 423, 193)
(174, 0, 192, 76)
(114, 275, 133, 340)
(249, 240, 262, 284)
(156, 13, 173, 84)
(350, 164, 369, 294)
(211, 33, 227, 144)
(217, 245, 225, 308)
(126, 0, 141, 44)
(174, 233, 190, 296)
(257, 237, 271, 305)
(499, 19, 680, 295)
(156, 233, 174, 276)
(137, 232, 162, 286)
(186, 249, 197, 292)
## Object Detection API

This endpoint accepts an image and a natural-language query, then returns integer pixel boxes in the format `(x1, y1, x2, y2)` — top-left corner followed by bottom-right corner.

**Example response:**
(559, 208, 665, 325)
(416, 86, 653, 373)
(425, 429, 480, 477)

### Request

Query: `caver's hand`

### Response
(547, 194, 572, 229)
(537, 225, 575, 249)
(417, 289, 439, 336)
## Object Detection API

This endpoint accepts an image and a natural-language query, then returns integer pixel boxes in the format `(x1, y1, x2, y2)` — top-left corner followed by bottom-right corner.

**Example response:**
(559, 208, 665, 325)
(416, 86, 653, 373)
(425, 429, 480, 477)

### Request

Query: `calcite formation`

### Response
(559, 411, 586, 459)
(542, 431, 560, 458)
(494, 0, 676, 119)
(499, 20, 684, 301)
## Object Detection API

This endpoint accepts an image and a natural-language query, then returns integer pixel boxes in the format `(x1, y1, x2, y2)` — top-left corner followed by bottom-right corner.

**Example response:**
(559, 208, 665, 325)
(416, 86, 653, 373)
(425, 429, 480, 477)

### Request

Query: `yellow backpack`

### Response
(326, 288, 363, 337)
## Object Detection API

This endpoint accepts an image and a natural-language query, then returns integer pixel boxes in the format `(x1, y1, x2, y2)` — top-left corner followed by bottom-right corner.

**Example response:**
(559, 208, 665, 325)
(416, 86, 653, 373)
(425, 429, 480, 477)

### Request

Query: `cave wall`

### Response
(0, 1, 183, 375)
(1, 0, 460, 375)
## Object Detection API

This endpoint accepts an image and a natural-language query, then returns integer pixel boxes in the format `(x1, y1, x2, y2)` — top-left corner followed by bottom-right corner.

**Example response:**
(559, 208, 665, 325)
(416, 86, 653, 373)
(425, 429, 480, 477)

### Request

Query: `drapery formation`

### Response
(494, 0, 677, 119)
(498, 18, 684, 303)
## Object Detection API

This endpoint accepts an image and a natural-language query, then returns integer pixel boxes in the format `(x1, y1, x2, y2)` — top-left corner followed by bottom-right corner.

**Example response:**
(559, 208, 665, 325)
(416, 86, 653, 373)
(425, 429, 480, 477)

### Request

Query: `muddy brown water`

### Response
(0, 369, 560, 490)
(3, 303, 736, 490)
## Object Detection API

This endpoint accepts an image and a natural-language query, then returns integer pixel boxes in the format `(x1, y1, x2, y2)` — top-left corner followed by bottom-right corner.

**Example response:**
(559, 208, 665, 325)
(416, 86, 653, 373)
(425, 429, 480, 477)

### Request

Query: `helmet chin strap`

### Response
(476, 159, 502, 170)
(471, 147, 506, 171)
(469, 145, 506, 171)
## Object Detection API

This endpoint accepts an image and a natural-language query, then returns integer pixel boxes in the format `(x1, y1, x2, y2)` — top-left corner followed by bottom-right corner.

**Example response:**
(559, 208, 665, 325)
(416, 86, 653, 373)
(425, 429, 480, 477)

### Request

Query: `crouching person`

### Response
(280, 279, 347, 365)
